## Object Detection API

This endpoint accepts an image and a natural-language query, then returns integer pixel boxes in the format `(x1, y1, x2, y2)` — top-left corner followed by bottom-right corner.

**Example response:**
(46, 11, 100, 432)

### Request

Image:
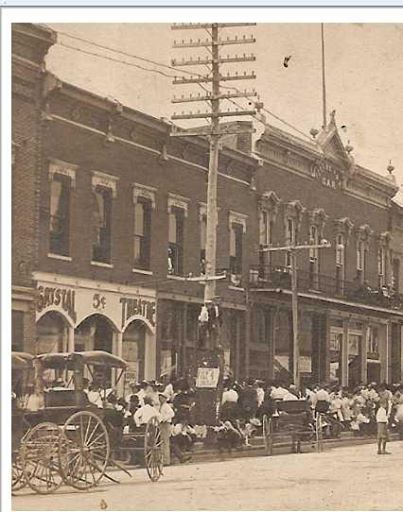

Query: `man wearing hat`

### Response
(157, 391, 175, 465)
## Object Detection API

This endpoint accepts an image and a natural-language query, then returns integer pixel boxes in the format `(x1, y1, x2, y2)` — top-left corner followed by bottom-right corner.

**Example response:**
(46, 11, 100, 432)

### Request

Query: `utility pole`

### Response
(321, 23, 327, 129)
(261, 241, 331, 388)
(171, 22, 257, 347)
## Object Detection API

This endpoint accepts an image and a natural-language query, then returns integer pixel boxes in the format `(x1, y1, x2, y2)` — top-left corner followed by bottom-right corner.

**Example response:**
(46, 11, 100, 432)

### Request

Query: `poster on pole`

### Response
(196, 367, 220, 388)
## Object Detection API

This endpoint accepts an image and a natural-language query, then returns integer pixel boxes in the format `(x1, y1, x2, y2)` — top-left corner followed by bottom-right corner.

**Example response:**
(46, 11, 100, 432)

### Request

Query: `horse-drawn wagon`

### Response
(12, 350, 163, 495)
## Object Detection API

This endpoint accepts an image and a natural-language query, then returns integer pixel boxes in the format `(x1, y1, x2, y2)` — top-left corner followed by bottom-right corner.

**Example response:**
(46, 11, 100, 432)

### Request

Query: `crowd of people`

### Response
(14, 372, 403, 462)
(220, 378, 403, 453)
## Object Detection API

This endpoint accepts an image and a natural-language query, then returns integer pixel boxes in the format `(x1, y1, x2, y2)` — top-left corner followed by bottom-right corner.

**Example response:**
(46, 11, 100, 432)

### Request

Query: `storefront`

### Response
(33, 272, 157, 381)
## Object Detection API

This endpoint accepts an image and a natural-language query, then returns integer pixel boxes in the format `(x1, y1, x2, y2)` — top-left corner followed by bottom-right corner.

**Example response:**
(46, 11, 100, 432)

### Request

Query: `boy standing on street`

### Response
(376, 384, 392, 455)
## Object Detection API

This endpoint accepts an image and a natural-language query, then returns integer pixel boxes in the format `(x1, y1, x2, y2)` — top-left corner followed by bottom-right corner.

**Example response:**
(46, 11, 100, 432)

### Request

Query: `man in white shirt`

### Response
(133, 396, 160, 427)
(282, 386, 300, 401)
(87, 385, 104, 409)
(157, 392, 175, 465)
(271, 383, 288, 400)
(222, 387, 239, 405)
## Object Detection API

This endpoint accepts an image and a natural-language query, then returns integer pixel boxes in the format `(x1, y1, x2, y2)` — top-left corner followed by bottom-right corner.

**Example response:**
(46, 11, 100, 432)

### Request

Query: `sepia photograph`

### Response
(6, 10, 403, 511)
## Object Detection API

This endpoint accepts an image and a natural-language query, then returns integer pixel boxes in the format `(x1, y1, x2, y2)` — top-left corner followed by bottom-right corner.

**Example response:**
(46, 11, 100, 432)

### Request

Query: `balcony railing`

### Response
(249, 264, 403, 311)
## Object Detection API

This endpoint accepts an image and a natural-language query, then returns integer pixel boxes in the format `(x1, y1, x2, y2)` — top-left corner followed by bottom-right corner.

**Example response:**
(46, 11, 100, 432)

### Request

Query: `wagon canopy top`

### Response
(12, 351, 34, 370)
(36, 350, 128, 370)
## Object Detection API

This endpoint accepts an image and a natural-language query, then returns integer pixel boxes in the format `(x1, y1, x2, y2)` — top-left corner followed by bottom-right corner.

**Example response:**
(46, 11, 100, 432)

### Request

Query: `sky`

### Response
(46, 23, 403, 194)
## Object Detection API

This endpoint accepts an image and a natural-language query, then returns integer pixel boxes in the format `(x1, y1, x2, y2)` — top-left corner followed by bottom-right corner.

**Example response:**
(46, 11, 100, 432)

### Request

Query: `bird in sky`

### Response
(283, 55, 292, 68)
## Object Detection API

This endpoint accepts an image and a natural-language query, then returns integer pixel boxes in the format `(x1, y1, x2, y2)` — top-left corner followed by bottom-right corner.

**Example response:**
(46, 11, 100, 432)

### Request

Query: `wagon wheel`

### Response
(20, 422, 63, 495)
(315, 412, 324, 453)
(262, 415, 273, 456)
(60, 411, 110, 490)
(12, 451, 26, 492)
(144, 417, 163, 482)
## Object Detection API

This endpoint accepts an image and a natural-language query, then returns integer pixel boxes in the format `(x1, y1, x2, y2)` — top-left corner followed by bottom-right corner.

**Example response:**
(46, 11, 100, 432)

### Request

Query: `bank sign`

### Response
(35, 279, 156, 332)
(310, 160, 343, 189)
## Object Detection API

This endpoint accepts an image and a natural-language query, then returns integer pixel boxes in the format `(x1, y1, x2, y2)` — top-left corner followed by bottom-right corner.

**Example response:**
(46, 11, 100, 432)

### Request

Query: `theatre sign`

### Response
(34, 272, 156, 332)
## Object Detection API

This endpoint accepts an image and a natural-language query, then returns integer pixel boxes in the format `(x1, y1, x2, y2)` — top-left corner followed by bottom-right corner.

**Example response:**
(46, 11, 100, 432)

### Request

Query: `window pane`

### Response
(49, 175, 70, 256)
(92, 187, 112, 263)
(230, 225, 236, 257)
(134, 203, 145, 237)
(133, 237, 141, 263)
(169, 213, 177, 243)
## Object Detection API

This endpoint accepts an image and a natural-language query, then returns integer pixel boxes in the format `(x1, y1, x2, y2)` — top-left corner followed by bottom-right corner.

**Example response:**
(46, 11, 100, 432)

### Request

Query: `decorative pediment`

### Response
(168, 193, 189, 216)
(133, 183, 156, 209)
(229, 210, 247, 233)
(378, 231, 392, 246)
(334, 217, 354, 237)
(49, 158, 78, 188)
(309, 208, 329, 227)
(91, 171, 119, 197)
(317, 111, 352, 170)
(285, 200, 305, 221)
(259, 191, 281, 217)
(356, 224, 373, 241)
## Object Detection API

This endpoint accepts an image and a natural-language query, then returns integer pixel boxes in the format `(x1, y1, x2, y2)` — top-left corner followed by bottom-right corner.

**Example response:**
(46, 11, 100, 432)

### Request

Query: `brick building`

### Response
(249, 117, 403, 385)
(12, 23, 56, 352)
(11, 23, 403, 385)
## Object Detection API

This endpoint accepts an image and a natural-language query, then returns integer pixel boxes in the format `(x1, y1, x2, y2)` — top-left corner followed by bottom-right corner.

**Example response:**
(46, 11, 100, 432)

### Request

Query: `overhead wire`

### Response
(56, 29, 313, 141)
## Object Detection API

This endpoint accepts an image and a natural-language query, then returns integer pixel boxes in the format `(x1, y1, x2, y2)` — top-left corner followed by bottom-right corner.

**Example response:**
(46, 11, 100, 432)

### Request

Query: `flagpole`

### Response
(321, 23, 327, 128)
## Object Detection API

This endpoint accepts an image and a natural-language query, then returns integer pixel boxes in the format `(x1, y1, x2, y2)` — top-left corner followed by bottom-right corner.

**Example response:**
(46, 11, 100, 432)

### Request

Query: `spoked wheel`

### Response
(12, 450, 26, 492)
(20, 422, 63, 495)
(262, 415, 273, 456)
(315, 412, 324, 453)
(144, 417, 163, 482)
(60, 411, 110, 490)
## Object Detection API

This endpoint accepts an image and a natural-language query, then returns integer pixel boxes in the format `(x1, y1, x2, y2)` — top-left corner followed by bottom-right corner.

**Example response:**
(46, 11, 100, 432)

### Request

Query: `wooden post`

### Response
(291, 249, 300, 387)
(342, 318, 350, 387)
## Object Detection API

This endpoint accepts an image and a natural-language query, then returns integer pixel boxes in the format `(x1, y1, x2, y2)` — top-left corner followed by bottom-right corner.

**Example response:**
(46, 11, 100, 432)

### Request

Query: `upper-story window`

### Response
(91, 171, 118, 265)
(284, 200, 304, 268)
(48, 159, 77, 257)
(259, 191, 280, 274)
(260, 210, 273, 248)
(93, 186, 112, 263)
(334, 217, 353, 294)
(49, 175, 71, 256)
(377, 232, 391, 288)
(229, 211, 247, 277)
(378, 246, 387, 287)
(133, 184, 156, 271)
(336, 234, 345, 267)
(356, 224, 372, 285)
(392, 258, 400, 292)
(285, 217, 296, 267)
(356, 240, 368, 284)
(168, 207, 184, 275)
(309, 224, 319, 289)
(230, 223, 243, 275)
(133, 199, 152, 270)
(167, 194, 188, 276)
(335, 233, 345, 294)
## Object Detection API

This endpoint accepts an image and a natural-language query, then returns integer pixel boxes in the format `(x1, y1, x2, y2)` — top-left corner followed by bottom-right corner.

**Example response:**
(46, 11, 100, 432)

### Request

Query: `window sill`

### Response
(91, 261, 114, 268)
(132, 268, 153, 275)
(48, 253, 72, 262)
(228, 285, 245, 292)
(167, 274, 187, 281)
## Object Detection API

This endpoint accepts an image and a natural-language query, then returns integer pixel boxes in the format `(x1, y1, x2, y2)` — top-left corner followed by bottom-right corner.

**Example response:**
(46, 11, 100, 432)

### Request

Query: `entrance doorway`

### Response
(122, 321, 146, 383)
(36, 311, 68, 354)
(74, 314, 114, 353)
